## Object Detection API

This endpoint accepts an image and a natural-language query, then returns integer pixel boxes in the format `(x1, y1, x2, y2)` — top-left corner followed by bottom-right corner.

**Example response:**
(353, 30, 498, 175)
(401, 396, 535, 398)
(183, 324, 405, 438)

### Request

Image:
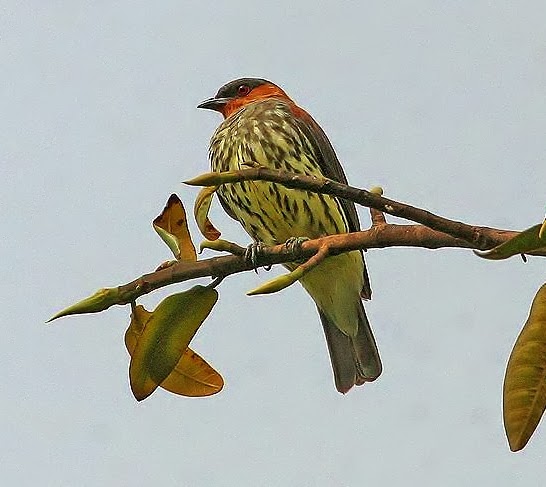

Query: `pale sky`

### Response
(3, 2, 546, 486)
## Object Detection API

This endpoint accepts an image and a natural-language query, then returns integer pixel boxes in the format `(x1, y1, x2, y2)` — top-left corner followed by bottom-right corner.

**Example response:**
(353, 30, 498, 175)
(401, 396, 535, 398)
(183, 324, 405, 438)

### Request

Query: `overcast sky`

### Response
(3, 2, 546, 486)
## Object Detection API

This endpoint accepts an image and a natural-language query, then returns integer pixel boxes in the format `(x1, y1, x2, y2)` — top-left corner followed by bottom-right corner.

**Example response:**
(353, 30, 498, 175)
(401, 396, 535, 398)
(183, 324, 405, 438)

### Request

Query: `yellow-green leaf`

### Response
(194, 186, 221, 241)
(153, 194, 197, 261)
(247, 267, 305, 296)
(48, 287, 120, 321)
(540, 218, 546, 240)
(503, 283, 546, 451)
(125, 304, 223, 397)
(128, 286, 218, 401)
(474, 224, 546, 260)
(184, 170, 240, 187)
(199, 239, 245, 255)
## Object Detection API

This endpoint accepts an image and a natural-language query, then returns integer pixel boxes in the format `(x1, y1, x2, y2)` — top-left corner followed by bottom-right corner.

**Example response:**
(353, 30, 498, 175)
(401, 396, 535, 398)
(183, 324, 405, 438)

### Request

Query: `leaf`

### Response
(125, 306, 223, 397)
(127, 286, 218, 401)
(474, 224, 546, 260)
(125, 304, 153, 351)
(48, 287, 120, 321)
(184, 170, 240, 187)
(194, 186, 221, 240)
(540, 218, 546, 240)
(199, 239, 245, 254)
(247, 267, 305, 296)
(161, 349, 224, 397)
(503, 283, 546, 451)
(153, 194, 197, 261)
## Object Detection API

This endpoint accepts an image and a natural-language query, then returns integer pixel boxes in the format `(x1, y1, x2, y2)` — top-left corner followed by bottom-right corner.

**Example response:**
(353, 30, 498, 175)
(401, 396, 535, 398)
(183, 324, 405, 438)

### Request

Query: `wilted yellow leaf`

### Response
(125, 304, 153, 352)
(127, 286, 218, 401)
(125, 304, 223, 398)
(161, 349, 223, 397)
(153, 194, 197, 261)
(194, 186, 221, 241)
(475, 224, 546, 260)
(503, 283, 546, 451)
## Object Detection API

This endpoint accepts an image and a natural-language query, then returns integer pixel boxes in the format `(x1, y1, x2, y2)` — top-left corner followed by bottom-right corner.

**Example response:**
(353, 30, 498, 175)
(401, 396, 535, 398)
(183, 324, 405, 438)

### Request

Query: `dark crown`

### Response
(215, 78, 273, 98)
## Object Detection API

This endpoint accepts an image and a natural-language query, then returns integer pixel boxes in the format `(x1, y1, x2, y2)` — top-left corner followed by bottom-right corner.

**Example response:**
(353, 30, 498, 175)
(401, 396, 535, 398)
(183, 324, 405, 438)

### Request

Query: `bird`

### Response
(198, 78, 381, 393)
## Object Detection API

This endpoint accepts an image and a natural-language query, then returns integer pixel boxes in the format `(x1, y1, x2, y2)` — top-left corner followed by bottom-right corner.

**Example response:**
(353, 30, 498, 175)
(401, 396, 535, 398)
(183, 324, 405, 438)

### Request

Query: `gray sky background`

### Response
(3, 2, 546, 486)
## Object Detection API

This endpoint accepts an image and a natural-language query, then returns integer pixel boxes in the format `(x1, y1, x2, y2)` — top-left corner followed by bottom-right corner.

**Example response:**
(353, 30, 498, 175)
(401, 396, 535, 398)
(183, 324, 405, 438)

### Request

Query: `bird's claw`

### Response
(245, 242, 266, 272)
(284, 236, 310, 254)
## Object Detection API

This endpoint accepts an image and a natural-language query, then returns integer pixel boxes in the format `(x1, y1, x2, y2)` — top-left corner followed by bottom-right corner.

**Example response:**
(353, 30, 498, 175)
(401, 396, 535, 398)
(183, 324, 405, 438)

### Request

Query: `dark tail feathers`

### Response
(319, 303, 382, 393)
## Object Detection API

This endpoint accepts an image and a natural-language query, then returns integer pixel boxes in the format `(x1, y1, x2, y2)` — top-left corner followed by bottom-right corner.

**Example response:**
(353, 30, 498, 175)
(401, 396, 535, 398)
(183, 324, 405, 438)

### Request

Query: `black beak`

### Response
(197, 97, 232, 112)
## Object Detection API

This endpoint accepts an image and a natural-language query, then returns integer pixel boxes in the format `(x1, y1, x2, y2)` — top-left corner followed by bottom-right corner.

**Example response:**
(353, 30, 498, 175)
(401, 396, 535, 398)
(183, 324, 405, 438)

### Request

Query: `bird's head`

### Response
(197, 78, 291, 118)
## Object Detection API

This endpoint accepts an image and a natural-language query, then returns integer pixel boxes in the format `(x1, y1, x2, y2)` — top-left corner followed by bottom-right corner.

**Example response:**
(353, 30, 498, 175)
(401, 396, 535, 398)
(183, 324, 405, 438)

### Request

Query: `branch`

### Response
(52, 169, 545, 317)
(68, 222, 536, 316)
(186, 167, 503, 249)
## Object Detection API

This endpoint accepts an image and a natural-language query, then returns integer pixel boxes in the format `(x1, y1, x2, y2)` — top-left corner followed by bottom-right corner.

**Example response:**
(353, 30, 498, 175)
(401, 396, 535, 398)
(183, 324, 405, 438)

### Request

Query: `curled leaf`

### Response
(194, 186, 221, 240)
(474, 224, 546, 260)
(125, 305, 223, 398)
(153, 194, 197, 261)
(127, 286, 218, 401)
(503, 283, 546, 451)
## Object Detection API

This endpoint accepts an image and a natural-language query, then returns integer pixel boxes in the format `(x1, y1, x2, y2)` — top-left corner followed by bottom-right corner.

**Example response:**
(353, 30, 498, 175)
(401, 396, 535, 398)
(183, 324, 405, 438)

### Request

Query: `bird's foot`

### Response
(244, 241, 267, 272)
(284, 236, 310, 255)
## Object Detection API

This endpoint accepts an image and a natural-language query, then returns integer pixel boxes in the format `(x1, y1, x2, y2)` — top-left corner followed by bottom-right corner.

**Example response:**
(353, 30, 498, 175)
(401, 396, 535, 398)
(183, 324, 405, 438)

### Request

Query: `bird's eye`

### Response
(237, 85, 250, 96)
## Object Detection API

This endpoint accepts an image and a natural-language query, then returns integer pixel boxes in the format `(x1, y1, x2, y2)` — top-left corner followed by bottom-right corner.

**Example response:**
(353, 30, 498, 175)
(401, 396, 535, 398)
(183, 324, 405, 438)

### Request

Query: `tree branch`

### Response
(186, 167, 513, 249)
(57, 169, 545, 315)
(110, 221, 535, 310)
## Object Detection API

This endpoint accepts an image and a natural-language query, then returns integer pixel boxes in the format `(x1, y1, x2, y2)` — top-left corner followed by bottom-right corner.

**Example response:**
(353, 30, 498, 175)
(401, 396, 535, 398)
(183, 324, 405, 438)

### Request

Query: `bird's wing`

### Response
(217, 193, 239, 222)
(290, 108, 360, 233)
(290, 106, 372, 299)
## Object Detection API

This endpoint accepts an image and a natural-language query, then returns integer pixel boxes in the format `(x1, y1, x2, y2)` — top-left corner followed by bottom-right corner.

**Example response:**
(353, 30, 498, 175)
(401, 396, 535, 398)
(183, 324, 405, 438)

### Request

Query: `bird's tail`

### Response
(318, 303, 382, 393)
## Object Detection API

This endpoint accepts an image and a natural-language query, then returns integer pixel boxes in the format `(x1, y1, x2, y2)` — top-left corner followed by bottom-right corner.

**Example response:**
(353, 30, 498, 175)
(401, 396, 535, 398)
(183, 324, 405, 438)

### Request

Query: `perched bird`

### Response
(198, 78, 381, 393)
